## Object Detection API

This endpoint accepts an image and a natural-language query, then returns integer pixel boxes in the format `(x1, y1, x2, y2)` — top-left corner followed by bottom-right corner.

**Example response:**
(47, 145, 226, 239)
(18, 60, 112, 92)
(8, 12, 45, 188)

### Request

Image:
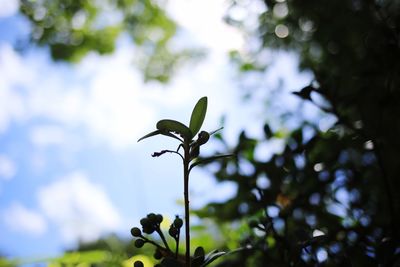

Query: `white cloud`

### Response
(0, 0, 247, 150)
(0, 0, 20, 18)
(0, 155, 17, 180)
(3, 203, 47, 235)
(30, 125, 67, 147)
(0, 43, 158, 149)
(37, 172, 121, 243)
(77, 48, 156, 149)
(0, 44, 31, 133)
(167, 0, 243, 52)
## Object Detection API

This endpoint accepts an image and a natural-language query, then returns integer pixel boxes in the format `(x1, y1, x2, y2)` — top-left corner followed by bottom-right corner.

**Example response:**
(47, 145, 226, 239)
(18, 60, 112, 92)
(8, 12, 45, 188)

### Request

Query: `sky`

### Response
(0, 0, 321, 262)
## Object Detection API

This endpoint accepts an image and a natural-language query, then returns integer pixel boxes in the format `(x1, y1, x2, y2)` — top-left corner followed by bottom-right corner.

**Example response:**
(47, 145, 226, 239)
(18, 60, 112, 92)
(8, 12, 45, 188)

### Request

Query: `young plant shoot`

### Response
(132, 97, 232, 267)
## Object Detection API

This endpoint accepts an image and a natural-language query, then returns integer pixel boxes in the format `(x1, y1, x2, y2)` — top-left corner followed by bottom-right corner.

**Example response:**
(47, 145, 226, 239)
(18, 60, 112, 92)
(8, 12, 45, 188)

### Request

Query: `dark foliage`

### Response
(196, 0, 400, 266)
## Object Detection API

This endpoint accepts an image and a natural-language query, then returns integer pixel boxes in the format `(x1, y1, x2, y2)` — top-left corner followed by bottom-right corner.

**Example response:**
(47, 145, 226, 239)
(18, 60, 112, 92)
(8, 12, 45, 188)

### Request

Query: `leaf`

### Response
(189, 97, 208, 137)
(201, 247, 248, 267)
(138, 130, 162, 142)
(157, 119, 192, 140)
(209, 127, 223, 136)
(192, 246, 205, 267)
(194, 246, 205, 258)
(201, 250, 226, 267)
(190, 154, 234, 171)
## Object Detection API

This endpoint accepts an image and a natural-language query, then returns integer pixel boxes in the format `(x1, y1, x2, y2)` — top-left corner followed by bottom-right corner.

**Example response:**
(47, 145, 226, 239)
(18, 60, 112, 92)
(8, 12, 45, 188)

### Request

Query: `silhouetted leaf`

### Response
(190, 154, 234, 171)
(201, 250, 227, 266)
(138, 130, 162, 142)
(189, 97, 208, 137)
(157, 119, 192, 140)
(138, 129, 183, 142)
(192, 246, 205, 267)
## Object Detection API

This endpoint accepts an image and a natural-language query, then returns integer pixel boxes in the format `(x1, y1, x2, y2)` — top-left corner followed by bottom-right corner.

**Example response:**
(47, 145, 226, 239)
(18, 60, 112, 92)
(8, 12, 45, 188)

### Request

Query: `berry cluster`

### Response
(131, 213, 184, 266)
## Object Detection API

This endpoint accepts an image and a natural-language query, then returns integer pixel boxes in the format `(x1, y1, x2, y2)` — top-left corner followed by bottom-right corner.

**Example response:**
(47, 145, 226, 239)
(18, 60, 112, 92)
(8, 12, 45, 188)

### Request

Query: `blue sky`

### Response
(0, 0, 324, 262)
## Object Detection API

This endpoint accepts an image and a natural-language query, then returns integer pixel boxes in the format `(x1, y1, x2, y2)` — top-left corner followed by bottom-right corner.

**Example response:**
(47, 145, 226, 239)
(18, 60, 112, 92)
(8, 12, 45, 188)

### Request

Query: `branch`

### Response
(152, 150, 184, 161)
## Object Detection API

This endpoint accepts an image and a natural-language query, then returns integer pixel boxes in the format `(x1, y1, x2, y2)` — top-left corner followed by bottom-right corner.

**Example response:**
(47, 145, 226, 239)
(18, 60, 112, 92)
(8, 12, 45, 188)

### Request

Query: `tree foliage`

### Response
(195, 0, 400, 266)
(19, 0, 200, 82)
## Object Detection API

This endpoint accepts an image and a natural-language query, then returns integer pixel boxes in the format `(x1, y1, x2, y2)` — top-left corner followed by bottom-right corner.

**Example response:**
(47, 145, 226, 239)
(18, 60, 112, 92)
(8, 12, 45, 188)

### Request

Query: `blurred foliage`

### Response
(0, 257, 17, 267)
(194, 0, 400, 266)
(0, 235, 156, 267)
(19, 0, 202, 82)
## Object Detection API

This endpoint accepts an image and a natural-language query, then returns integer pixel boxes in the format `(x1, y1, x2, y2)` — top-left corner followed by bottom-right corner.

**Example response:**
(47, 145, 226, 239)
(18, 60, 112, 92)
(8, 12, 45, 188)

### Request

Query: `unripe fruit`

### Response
(130, 227, 142, 237)
(134, 261, 144, 267)
(134, 239, 145, 248)
(143, 226, 155, 234)
(174, 218, 183, 228)
(140, 218, 150, 227)
(154, 249, 163, 260)
(156, 214, 163, 223)
(169, 226, 178, 237)
(147, 213, 157, 223)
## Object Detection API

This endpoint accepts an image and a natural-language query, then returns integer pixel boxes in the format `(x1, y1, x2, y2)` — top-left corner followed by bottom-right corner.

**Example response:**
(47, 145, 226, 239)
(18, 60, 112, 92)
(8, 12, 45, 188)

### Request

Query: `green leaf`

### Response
(190, 154, 234, 171)
(189, 97, 208, 137)
(201, 247, 247, 267)
(138, 130, 162, 142)
(201, 250, 226, 267)
(157, 119, 192, 140)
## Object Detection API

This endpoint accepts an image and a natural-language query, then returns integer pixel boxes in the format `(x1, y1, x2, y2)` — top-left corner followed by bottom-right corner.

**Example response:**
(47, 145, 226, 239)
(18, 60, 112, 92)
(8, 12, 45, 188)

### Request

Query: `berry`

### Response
(147, 213, 157, 223)
(154, 249, 163, 260)
(174, 217, 183, 228)
(155, 214, 163, 224)
(130, 227, 142, 237)
(134, 239, 145, 248)
(169, 226, 178, 238)
(134, 261, 144, 267)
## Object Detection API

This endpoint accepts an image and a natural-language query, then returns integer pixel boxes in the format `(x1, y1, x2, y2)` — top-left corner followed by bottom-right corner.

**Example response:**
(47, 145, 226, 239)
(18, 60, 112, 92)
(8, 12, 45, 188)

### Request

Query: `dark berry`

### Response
(130, 227, 142, 237)
(154, 249, 163, 260)
(134, 261, 144, 267)
(134, 239, 145, 248)
(155, 214, 163, 224)
(174, 217, 183, 228)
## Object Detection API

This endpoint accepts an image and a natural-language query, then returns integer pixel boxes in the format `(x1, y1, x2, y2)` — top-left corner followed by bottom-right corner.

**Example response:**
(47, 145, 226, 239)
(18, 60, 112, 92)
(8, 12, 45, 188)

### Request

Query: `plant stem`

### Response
(183, 141, 191, 267)
(175, 232, 180, 259)
(156, 228, 171, 252)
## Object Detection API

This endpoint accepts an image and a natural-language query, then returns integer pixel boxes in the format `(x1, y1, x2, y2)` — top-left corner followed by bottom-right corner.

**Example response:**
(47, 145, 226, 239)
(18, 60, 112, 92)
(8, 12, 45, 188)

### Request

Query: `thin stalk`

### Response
(175, 232, 180, 259)
(156, 228, 171, 252)
(183, 141, 191, 267)
(141, 236, 168, 252)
